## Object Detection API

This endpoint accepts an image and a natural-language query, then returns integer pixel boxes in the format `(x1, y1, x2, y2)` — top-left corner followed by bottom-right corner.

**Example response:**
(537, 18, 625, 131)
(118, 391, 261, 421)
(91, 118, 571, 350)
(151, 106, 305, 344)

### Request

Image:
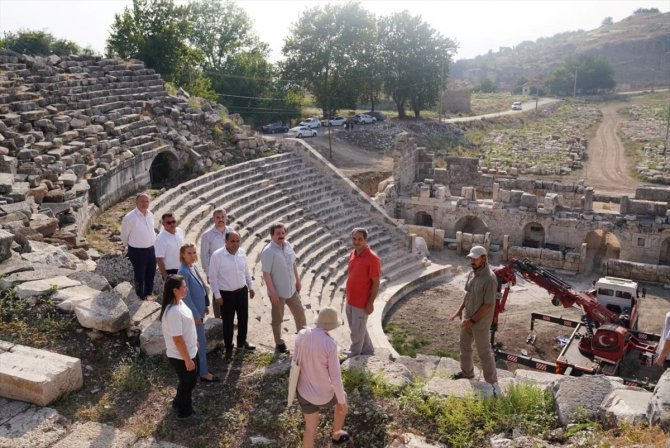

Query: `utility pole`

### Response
(572, 68, 578, 98)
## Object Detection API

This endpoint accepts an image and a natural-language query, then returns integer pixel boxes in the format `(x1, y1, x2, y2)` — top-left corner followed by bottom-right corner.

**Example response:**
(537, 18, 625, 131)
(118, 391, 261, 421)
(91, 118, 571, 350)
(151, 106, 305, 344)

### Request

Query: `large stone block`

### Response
(648, 369, 670, 431)
(599, 388, 651, 428)
(551, 375, 625, 425)
(51, 422, 137, 448)
(0, 341, 83, 406)
(341, 353, 413, 388)
(74, 291, 131, 333)
(53, 285, 104, 312)
(15, 276, 81, 302)
(0, 401, 68, 448)
(0, 229, 13, 263)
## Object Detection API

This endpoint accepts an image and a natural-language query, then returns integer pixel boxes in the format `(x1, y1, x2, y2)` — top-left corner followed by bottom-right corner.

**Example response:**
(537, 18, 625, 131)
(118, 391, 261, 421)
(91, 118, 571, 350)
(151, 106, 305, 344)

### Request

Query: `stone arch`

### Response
(454, 215, 488, 235)
(522, 222, 545, 248)
(660, 238, 670, 265)
(150, 149, 179, 188)
(415, 211, 433, 227)
(583, 230, 621, 273)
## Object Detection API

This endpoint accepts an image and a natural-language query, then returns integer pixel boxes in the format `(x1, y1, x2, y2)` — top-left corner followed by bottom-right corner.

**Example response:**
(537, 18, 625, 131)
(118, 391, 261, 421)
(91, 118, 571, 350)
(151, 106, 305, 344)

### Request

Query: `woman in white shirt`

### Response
(160, 274, 199, 422)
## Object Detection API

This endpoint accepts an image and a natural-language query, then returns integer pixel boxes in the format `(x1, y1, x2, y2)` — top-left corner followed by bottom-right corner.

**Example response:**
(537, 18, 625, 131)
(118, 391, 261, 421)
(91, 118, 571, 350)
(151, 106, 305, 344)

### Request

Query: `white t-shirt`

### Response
(161, 301, 197, 360)
(154, 228, 185, 270)
(657, 311, 670, 361)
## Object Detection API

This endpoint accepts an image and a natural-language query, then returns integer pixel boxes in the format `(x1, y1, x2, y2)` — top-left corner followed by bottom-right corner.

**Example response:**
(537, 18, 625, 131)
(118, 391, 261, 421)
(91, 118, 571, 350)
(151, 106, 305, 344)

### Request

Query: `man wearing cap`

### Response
(345, 227, 381, 357)
(449, 245, 501, 397)
(295, 307, 349, 447)
(120, 193, 157, 301)
(155, 212, 185, 280)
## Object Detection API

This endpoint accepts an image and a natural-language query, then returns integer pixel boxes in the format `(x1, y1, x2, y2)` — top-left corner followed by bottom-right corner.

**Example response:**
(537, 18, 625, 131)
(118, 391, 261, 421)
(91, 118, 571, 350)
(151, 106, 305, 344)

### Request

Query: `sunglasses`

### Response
(164, 220, 176, 225)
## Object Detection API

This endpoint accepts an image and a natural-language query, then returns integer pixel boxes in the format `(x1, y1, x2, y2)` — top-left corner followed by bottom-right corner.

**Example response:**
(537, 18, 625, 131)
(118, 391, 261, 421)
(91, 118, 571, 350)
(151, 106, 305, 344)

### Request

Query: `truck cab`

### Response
(595, 276, 639, 329)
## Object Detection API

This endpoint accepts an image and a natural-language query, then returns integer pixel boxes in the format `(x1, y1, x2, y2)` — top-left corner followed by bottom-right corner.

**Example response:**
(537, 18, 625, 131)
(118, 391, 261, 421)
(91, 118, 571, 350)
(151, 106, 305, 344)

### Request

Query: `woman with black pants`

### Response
(160, 274, 199, 423)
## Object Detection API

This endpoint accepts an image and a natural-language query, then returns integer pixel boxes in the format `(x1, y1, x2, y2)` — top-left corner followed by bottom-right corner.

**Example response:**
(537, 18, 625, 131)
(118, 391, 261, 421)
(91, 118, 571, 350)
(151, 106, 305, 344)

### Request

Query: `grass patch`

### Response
(399, 382, 557, 447)
(384, 323, 429, 357)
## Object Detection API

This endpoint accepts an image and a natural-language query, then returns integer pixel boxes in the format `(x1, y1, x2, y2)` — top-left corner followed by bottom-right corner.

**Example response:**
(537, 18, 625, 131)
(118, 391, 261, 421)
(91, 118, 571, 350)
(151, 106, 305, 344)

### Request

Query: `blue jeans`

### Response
(195, 322, 210, 376)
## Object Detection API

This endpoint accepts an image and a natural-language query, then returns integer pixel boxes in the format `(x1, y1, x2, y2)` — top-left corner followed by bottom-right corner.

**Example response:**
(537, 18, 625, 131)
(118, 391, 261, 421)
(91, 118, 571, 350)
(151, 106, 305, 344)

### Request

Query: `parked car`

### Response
(511, 101, 522, 111)
(355, 114, 376, 124)
(287, 126, 317, 138)
(261, 122, 289, 134)
(320, 115, 347, 127)
(299, 117, 321, 128)
(364, 111, 386, 122)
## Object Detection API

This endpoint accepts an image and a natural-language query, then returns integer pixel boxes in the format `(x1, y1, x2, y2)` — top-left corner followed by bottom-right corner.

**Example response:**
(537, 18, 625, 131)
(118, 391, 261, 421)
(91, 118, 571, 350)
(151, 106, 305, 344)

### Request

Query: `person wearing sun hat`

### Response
(294, 307, 351, 447)
(449, 245, 502, 398)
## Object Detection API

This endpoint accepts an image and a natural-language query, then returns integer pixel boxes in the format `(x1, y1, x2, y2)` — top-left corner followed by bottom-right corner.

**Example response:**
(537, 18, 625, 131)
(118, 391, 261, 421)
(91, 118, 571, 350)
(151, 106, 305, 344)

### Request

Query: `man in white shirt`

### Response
(155, 213, 185, 280)
(200, 209, 233, 318)
(209, 230, 256, 361)
(120, 193, 157, 300)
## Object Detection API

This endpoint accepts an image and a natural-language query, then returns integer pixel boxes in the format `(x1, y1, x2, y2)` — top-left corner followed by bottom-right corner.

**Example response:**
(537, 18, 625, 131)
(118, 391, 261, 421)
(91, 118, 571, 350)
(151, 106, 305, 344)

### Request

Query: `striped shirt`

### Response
(295, 327, 346, 405)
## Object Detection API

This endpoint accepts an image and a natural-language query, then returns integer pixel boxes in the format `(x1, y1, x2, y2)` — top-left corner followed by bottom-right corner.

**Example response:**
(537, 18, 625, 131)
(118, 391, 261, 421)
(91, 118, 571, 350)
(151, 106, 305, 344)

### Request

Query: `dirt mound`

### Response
(337, 118, 468, 151)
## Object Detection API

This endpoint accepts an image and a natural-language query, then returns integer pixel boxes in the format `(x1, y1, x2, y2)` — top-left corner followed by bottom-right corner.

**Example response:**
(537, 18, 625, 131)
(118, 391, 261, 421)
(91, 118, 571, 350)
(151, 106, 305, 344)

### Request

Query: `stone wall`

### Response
(507, 245, 583, 273)
(620, 196, 668, 216)
(406, 224, 444, 250)
(443, 157, 482, 195)
(603, 259, 670, 284)
(392, 132, 419, 194)
(635, 186, 670, 203)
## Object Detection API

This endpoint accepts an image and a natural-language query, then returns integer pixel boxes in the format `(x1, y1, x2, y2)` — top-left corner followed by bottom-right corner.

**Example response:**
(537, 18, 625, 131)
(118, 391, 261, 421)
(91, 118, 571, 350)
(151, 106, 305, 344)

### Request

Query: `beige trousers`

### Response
(271, 291, 306, 345)
(459, 321, 498, 384)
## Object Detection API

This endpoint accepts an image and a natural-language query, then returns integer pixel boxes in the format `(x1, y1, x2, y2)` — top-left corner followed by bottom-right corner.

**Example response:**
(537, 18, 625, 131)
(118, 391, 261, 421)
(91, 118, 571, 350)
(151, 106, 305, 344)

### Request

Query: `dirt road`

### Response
(583, 102, 640, 196)
(308, 131, 393, 176)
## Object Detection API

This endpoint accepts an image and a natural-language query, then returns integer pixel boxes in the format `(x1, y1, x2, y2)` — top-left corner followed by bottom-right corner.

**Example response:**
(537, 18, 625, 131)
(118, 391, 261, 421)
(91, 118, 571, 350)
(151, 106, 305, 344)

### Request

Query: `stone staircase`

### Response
(152, 148, 432, 349)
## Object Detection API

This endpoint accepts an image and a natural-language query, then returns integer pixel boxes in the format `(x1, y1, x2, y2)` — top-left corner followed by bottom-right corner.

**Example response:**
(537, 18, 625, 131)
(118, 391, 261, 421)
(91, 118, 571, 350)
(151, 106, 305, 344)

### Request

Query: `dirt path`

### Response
(583, 102, 640, 196)
(308, 132, 393, 176)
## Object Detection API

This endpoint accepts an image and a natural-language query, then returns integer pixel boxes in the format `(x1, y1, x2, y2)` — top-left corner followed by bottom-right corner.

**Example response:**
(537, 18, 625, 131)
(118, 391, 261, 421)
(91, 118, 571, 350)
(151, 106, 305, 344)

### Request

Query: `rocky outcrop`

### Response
(648, 369, 670, 430)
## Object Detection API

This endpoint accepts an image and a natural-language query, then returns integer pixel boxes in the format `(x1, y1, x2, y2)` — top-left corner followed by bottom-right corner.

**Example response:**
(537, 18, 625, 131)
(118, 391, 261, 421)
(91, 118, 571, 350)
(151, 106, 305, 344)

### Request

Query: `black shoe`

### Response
(451, 371, 475, 380)
(200, 375, 221, 383)
(332, 430, 351, 445)
(224, 347, 233, 361)
(241, 342, 256, 351)
(276, 343, 288, 354)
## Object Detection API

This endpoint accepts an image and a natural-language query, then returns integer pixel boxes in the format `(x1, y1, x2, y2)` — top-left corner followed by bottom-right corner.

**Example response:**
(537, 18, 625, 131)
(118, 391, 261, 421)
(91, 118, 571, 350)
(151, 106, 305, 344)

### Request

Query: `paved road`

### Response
(444, 97, 562, 123)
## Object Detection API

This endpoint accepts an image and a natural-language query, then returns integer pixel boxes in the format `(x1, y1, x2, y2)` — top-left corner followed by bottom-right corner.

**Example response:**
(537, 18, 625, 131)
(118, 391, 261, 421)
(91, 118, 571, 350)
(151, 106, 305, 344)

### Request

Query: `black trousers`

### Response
(220, 286, 249, 349)
(127, 246, 156, 297)
(168, 354, 199, 418)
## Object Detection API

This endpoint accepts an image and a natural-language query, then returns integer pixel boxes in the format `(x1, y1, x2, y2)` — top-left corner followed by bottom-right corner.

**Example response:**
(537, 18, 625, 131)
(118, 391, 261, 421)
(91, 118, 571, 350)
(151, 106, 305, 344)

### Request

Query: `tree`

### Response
(634, 7, 660, 14)
(545, 54, 615, 95)
(2, 30, 82, 56)
(474, 78, 498, 93)
(106, 0, 193, 82)
(601, 16, 613, 26)
(188, 0, 287, 124)
(282, 2, 377, 118)
(378, 11, 457, 118)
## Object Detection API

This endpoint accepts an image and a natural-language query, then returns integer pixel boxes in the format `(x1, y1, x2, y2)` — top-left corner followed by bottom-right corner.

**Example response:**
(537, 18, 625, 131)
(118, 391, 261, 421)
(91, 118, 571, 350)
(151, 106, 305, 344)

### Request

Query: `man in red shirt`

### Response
(345, 228, 381, 357)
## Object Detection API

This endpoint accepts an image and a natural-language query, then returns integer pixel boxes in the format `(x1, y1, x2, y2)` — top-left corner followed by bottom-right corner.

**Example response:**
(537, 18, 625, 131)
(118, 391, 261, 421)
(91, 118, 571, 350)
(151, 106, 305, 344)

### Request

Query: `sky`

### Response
(0, 0, 668, 62)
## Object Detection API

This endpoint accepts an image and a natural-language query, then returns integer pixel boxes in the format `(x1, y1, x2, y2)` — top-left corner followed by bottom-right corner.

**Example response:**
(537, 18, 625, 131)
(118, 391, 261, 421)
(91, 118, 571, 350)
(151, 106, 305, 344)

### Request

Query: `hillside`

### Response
(451, 11, 670, 90)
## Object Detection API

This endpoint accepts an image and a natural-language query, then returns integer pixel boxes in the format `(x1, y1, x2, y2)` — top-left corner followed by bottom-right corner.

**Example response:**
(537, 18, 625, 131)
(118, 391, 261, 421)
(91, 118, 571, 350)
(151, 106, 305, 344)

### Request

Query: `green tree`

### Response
(601, 16, 613, 26)
(106, 0, 193, 82)
(282, 2, 377, 118)
(474, 78, 498, 93)
(378, 11, 457, 118)
(545, 54, 615, 96)
(188, 0, 289, 124)
(2, 30, 82, 56)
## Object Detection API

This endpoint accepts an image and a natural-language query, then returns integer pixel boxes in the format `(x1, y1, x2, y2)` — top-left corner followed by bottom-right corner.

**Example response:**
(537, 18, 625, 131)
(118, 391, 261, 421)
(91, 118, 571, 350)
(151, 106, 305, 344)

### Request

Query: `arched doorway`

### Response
(415, 211, 433, 227)
(522, 222, 545, 248)
(583, 230, 621, 273)
(150, 151, 179, 188)
(454, 215, 488, 235)
(660, 238, 670, 265)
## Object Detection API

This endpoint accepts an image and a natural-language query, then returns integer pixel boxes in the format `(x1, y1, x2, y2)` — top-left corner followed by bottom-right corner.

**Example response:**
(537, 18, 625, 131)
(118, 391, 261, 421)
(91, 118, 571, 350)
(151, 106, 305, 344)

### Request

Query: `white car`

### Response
(287, 126, 317, 138)
(299, 117, 321, 128)
(355, 114, 376, 124)
(511, 102, 522, 111)
(321, 116, 347, 127)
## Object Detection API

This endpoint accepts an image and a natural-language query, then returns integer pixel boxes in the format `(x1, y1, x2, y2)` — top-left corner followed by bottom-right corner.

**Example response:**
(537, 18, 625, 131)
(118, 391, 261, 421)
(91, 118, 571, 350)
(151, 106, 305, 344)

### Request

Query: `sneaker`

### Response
(491, 383, 502, 398)
(451, 371, 475, 380)
(276, 343, 288, 354)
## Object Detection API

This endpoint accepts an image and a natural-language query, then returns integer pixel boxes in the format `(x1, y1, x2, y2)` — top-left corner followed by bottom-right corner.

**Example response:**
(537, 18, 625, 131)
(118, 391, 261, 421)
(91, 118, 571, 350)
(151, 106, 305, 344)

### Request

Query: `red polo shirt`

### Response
(346, 247, 382, 309)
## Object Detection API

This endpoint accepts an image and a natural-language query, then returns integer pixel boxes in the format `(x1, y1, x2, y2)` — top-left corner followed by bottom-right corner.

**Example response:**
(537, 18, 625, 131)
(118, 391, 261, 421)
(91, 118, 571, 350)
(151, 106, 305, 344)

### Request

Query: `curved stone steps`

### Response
(152, 153, 298, 217)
